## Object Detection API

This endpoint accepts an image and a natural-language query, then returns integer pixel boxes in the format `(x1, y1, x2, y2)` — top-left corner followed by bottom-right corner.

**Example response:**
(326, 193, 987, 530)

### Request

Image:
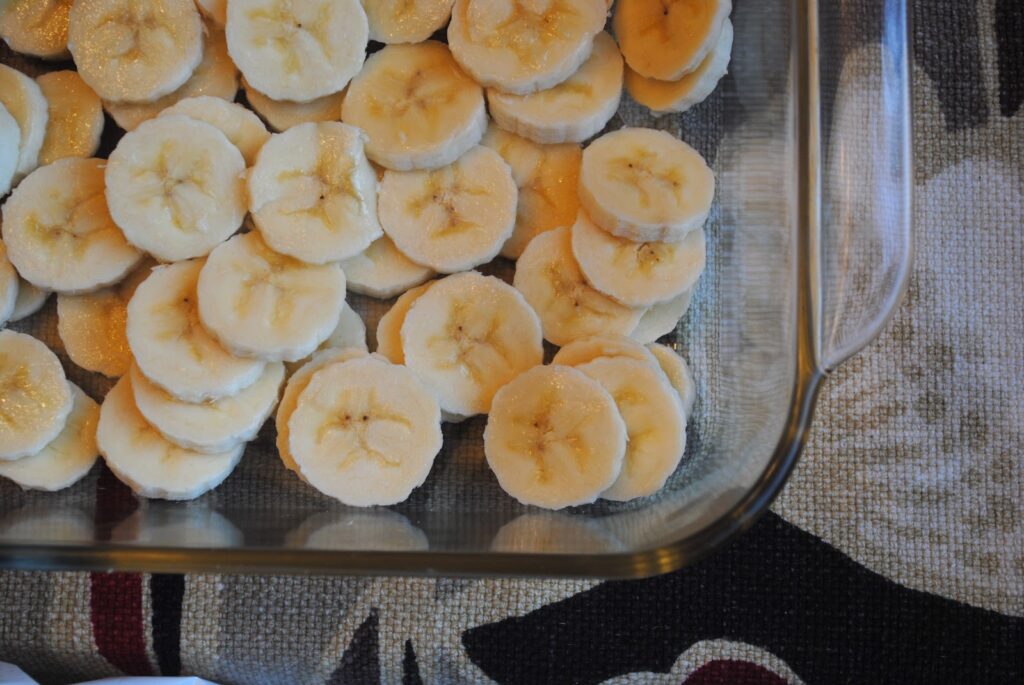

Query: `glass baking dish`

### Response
(0, 0, 912, 577)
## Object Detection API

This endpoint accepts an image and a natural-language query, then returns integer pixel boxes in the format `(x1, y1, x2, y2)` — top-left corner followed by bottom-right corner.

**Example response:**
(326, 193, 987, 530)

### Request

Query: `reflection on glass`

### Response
(491, 512, 621, 554)
(0, 507, 94, 544)
(286, 510, 428, 552)
(111, 505, 243, 548)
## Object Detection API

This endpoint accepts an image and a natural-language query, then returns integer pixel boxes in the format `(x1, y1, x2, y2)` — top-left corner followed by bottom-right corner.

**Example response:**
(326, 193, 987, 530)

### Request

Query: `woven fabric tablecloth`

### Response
(2, 1, 1022, 683)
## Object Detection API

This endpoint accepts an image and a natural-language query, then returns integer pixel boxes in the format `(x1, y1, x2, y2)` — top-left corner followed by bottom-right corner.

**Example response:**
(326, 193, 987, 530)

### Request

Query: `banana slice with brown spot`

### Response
(613, 0, 731, 81)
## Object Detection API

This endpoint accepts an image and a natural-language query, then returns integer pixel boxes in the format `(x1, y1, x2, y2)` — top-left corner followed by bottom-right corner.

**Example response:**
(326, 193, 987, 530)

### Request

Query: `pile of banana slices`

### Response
(0, 0, 730, 509)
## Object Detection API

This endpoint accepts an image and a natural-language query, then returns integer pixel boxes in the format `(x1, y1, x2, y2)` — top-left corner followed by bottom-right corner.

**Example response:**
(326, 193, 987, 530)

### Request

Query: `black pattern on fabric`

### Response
(403, 639, 423, 685)
(329, 609, 381, 685)
(995, 0, 1024, 117)
(149, 573, 184, 676)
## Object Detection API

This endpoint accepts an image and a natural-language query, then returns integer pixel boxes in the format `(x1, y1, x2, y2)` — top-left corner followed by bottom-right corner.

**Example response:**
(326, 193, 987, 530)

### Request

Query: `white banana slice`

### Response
(614, 0, 731, 81)
(127, 259, 266, 401)
(551, 334, 658, 368)
(447, 0, 607, 95)
(340, 235, 434, 299)
(375, 281, 433, 364)
(629, 287, 692, 344)
(2, 157, 142, 293)
(10, 278, 49, 323)
(378, 146, 517, 273)
(0, 242, 17, 326)
(68, 0, 204, 104)
(625, 18, 733, 116)
(0, 330, 74, 461)
(0, 0, 72, 60)
(324, 302, 367, 351)
(289, 356, 442, 505)
(579, 127, 715, 243)
(0, 65, 48, 180)
(513, 225, 643, 346)
(248, 121, 382, 264)
(647, 343, 696, 416)
(105, 115, 247, 262)
(226, 0, 367, 103)
(576, 357, 686, 501)
(401, 271, 543, 416)
(487, 31, 623, 145)
(480, 126, 581, 260)
(161, 96, 270, 166)
(365, 0, 455, 43)
(98, 376, 244, 500)
(484, 364, 626, 509)
(341, 40, 486, 170)
(197, 231, 347, 362)
(0, 384, 98, 492)
(195, 0, 227, 26)
(36, 71, 105, 166)
(0, 104, 18, 197)
(242, 77, 344, 133)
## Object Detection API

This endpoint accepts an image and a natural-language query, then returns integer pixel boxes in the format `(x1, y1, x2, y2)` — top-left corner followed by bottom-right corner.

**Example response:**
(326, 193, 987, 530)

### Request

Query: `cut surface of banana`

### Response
(487, 31, 623, 145)
(614, 0, 731, 81)
(484, 364, 626, 509)
(197, 231, 347, 362)
(513, 225, 642, 346)
(0, 104, 18, 197)
(10, 278, 49, 323)
(226, 0, 367, 103)
(105, 115, 247, 262)
(648, 343, 696, 416)
(323, 302, 367, 352)
(551, 334, 658, 368)
(0, 330, 74, 461)
(127, 259, 266, 402)
(0, 243, 17, 326)
(68, 0, 204, 104)
(375, 281, 434, 364)
(576, 357, 686, 501)
(248, 121, 382, 264)
(579, 127, 715, 243)
(0, 0, 72, 60)
(481, 126, 581, 260)
(242, 77, 345, 133)
(98, 376, 244, 500)
(378, 145, 517, 273)
(2, 157, 142, 293)
(401, 271, 543, 416)
(365, 0, 455, 44)
(0, 383, 98, 492)
(629, 287, 692, 344)
(340, 235, 434, 299)
(36, 71, 104, 166)
(447, 0, 607, 95)
(0, 65, 48, 180)
(161, 96, 269, 167)
(341, 40, 486, 171)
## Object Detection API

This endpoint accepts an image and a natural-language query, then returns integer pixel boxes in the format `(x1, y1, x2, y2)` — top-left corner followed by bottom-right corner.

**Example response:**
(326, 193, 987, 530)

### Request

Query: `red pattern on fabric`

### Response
(684, 660, 788, 685)
(89, 572, 153, 676)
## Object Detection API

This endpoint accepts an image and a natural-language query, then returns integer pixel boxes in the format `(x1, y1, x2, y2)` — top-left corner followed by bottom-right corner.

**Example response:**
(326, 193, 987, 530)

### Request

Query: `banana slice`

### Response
(375, 281, 434, 364)
(647, 343, 696, 416)
(0, 0, 72, 60)
(341, 41, 486, 170)
(242, 77, 345, 133)
(195, 0, 227, 26)
(513, 225, 642, 346)
(0, 384, 98, 492)
(2, 158, 143, 293)
(576, 357, 686, 501)
(324, 302, 367, 352)
(579, 127, 715, 243)
(614, 0, 731, 81)
(340, 235, 434, 299)
(481, 126, 581, 260)
(10, 278, 49, 323)
(487, 31, 623, 145)
(401, 271, 543, 416)
(484, 364, 626, 509)
(625, 18, 732, 116)
(226, 0, 367, 103)
(127, 259, 266, 401)
(0, 65, 48, 180)
(68, 0, 204, 104)
(161, 96, 270, 166)
(551, 334, 658, 368)
(248, 122, 382, 264)
(378, 146, 517, 273)
(0, 330, 74, 461)
(197, 231, 347, 362)
(36, 71, 105, 166)
(629, 287, 692, 344)
(447, 0, 607, 95)
(0, 242, 17, 326)
(289, 356, 442, 505)
(105, 115, 247, 262)
(0, 104, 18, 197)
(98, 376, 244, 500)
(365, 0, 455, 43)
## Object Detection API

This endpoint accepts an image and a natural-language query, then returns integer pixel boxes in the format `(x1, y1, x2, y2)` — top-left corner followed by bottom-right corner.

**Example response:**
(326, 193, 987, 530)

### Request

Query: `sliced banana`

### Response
(68, 0, 204, 104)
(365, 0, 455, 43)
(161, 96, 270, 166)
(576, 357, 686, 501)
(629, 287, 692, 344)
(289, 356, 442, 506)
(0, 384, 98, 492)
(2, 157, 142, 293)
(401, 271, 543, 416)
(341, 40, 486, 170)
(0, 104, 18, 197)
(487, 31, 623, 145)
(248, 121, 382, 264)
(340, 235, 434, 299)
(551, 334, 658, 368)
(480, 126, 581, 260)
(98, 376, 244, 500)
(484, 364, 626, 509)
(10, 278, 49, 323)
(614, 0, 731, 81)
(648, 343, 696, 416)
(242, 77, 345, 133)
(36, 71, 105, 166)
(0, 242, 17, 326)
(513, 225, 642, 346)
(323, 302, 367, 352)
(625, 18, 732, 116)
(197, 231, 347, 362)
(127, 259, 266, 402)
(378, 145, 517, 273)
(226, 0, 367, 103)
(195, 0, 227, 26)
(375, 281, 434, 364)
(105, 115, 247, 262)
(0, 0, 72, 60)
(579, 127, 715, 243)
(0, 330, 74, 461)
(447, 0, 607, 95)
(0, 65, 48, 180)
